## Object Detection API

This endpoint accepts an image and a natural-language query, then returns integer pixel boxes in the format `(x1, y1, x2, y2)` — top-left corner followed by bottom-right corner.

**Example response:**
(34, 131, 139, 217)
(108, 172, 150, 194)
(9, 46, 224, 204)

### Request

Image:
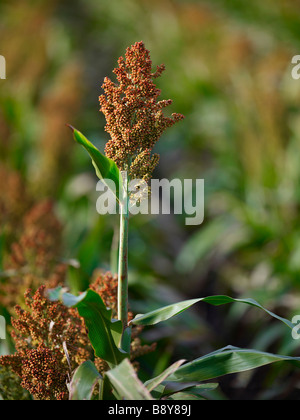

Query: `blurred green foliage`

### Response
(1, 0, 300, 399)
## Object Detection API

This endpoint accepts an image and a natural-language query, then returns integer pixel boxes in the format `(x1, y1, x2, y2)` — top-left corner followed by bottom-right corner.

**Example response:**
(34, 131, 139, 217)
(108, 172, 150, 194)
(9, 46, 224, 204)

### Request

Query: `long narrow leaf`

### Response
(68, 126, 121, 200)
(166, 384, 219, 400)
(167, 346, 300, 383)
(144, 360, 186, 392)
(164, 384, 219, 400)
(130, 295, 294, 329)
(163, 382, 219, 398)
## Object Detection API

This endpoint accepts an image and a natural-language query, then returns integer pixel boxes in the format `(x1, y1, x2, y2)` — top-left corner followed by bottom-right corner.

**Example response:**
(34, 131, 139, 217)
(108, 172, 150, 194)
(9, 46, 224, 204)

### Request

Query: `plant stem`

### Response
(118, 173, 129, 330)
(110, 223, 119, 275)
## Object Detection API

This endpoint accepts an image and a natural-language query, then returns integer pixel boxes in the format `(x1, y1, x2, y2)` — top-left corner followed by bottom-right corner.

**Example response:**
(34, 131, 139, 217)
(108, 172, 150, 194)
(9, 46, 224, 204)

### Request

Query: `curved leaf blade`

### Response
(167, 346, 300, 383)
(130, 298, 201, 326)
(163, 382, 219, 398)
(130, 295, 294, 330)
(165, 383, 219, 400)
(144, 360, 186, 393)
(68, 126, 121, 200)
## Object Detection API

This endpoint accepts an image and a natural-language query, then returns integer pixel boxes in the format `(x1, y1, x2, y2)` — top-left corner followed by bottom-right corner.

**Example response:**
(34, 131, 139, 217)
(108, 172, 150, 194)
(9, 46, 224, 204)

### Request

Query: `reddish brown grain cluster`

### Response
(0, 286, 91, 400)
(100, 41, 184, 181)
(0, 272, 156, 399)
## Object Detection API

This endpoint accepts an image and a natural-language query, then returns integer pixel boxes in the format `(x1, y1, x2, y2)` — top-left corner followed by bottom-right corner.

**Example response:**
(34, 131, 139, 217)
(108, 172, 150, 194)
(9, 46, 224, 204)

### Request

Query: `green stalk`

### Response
(118, 173, 129, 330)
(110, 223, 119, 276)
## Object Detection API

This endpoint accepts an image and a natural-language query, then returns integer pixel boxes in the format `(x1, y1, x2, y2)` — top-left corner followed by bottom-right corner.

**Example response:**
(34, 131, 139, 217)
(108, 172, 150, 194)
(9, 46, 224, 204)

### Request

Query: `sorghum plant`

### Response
(100, 41, 184, 329)
(59, 42, 300, 400)
(2, 41, 300, 401)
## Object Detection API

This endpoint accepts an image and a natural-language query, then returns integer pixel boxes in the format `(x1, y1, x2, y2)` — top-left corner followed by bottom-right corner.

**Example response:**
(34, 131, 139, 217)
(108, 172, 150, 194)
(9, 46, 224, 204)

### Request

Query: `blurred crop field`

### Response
(1, 0, 300, 400)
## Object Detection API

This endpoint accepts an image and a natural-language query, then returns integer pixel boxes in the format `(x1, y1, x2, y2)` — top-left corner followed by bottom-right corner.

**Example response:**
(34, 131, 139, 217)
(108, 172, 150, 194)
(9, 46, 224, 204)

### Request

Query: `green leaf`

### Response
(69, 361, 102, 401)
(164, 382, 219, 397)
(100, 374, 117, 401)
(63, 290, 127, 366)
(166, 392, 205, 400)
(120, 326, 132, 353)
(165, 383, 218, 400)
(167, 346, 300, 383)
(68, 126, 121, 200)
(130, 298, 201, 326)
(144, 360, 186, 393)
(110, 319, 124, 348)
(130, 295, 294, 330)
(173, 383, 219, 395)
(106, 359, 154, 400)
